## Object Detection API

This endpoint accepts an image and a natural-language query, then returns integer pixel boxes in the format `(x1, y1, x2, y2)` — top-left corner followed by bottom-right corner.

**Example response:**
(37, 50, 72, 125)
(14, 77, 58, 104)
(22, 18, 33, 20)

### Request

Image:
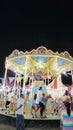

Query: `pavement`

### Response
(0, 114, 61, 130)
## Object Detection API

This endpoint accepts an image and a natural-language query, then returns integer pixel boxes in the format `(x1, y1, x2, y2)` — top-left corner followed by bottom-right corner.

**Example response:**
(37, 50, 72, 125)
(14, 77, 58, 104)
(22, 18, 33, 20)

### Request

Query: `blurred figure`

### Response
(31, 87, 43, 117)
(35, 86, 43, 105)
(70, 97, 73, 111)
(5, 90, 13, 109)
(15, 93, 25, 130)
(61, 102, 73, 130)
(71, 87, 73, 97)
(39, 93, 47, 117)
(62, 90, 70, 105)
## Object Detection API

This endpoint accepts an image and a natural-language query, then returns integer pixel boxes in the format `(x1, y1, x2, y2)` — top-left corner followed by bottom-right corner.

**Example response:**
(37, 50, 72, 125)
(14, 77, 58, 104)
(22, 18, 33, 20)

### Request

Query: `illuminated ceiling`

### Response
(5, 46, 73, 77)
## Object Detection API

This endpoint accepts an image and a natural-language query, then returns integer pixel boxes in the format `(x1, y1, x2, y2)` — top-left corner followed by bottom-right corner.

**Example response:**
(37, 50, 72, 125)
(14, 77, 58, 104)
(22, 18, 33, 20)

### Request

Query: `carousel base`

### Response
(0, 113, 61, 130)
(0, 107, 60, 120)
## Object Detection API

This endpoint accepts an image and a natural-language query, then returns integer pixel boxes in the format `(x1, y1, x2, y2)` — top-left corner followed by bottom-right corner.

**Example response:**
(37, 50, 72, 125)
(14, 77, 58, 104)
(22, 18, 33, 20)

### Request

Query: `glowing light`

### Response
(62, 72, 68, 76)
(38, 62, 44, 69)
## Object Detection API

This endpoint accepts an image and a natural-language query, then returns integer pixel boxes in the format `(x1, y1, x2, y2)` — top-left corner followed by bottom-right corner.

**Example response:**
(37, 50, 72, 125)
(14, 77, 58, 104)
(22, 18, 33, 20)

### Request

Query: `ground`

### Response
(0, 116, 61, 130)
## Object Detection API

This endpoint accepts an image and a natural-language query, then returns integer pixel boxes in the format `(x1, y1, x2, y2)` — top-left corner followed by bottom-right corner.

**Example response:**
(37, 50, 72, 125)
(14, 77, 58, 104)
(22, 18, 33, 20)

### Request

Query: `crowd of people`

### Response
(0, 81, 73, 130)
(31, 87, 73, 130)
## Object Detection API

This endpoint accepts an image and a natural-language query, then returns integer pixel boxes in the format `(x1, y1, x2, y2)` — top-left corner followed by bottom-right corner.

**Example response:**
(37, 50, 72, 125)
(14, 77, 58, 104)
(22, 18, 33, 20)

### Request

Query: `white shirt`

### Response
(16, 97, 24, 115)
(35, 90, 42, 104)
(71, 88, 73, 97)
(5, 85, 10, 93)
(8, 92, 13, 101)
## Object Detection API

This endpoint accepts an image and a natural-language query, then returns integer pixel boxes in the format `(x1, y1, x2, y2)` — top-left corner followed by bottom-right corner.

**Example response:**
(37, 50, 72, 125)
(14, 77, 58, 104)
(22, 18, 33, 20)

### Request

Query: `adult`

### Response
(32, 86, 43, 117)
(39, 93, 47, 117)
(15, 93, 25, 130)
(62, 90, 70, 105)
(61, 102, 73, 130)
(35, 86, 43, 104)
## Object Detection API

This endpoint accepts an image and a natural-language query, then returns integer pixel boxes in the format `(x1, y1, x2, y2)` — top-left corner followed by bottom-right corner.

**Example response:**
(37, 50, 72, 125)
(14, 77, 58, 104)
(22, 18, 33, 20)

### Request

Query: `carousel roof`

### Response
(5, 46, 73, 77)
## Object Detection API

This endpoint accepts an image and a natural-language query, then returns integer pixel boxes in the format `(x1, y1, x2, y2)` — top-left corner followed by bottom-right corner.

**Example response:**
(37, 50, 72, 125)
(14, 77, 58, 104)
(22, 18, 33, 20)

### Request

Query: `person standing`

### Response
(62, 90, 70, 105)
(61, 102, 73, 130)
(35, 86, 43, 105)
(39, 93, 47, 117)
(32, 87, 43, 117)
(15, 93, 25, 130)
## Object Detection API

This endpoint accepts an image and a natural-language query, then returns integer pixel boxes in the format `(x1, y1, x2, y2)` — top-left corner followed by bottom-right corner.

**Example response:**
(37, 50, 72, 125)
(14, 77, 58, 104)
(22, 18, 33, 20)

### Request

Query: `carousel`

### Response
(0, 46, 73, 120)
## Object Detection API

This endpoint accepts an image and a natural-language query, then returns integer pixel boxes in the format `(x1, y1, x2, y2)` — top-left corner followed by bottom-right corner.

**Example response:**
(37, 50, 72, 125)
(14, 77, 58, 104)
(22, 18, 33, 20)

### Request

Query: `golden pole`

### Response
(32, 68, 33, 87)
(3, 66, 8, 89)
(2, 64, 8, 109)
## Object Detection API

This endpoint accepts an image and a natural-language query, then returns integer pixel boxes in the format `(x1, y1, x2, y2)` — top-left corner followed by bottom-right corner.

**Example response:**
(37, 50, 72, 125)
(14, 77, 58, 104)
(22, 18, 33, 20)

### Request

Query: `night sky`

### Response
(0, 1, 73, 76)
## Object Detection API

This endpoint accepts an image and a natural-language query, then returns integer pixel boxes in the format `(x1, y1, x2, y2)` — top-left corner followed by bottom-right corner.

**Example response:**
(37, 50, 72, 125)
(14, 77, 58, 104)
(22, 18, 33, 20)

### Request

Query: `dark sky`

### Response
(0, 1, 73, 76)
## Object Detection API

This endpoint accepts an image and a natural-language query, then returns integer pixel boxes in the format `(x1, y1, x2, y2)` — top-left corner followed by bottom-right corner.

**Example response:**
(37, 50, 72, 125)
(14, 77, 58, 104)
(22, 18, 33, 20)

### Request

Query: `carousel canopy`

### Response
(5, 46, 73, 77)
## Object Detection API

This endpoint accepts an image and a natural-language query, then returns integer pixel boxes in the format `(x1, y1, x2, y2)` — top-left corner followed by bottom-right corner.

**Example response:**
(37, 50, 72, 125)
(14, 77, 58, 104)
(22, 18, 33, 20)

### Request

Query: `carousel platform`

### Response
(0, 113, 61, 130)
(0, 107, 60, 120)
